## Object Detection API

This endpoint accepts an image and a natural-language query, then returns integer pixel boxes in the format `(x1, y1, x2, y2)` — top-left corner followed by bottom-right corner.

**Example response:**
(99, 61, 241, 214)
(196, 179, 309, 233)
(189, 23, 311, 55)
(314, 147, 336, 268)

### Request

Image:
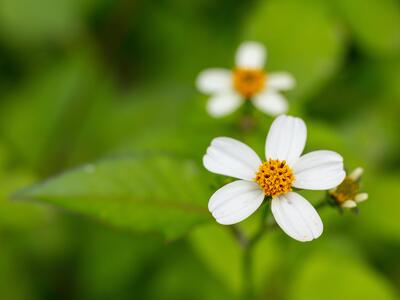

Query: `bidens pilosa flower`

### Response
(203, 115, 346, 242)
(329, 167, 368, 209)
(196, 41, 295, 118)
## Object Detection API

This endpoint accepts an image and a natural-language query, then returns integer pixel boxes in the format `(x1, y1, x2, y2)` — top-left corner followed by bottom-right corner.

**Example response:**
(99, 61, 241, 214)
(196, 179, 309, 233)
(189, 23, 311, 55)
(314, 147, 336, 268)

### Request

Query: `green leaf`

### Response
(289, 252, 397, 300)
(0, 145, 49, 231)
(334, 0, 400, 56)
(0, 173, 46, 231)
(242, 0, 346, 103)
(14, 154, 211, 240)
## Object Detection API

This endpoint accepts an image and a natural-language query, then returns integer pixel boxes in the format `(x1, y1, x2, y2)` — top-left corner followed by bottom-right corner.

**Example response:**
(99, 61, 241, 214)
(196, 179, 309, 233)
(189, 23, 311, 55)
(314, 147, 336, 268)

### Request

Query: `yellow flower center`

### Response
(330, 177, 359, 204)
(232, 68, 266, 98)
(255, 159, 295, 197)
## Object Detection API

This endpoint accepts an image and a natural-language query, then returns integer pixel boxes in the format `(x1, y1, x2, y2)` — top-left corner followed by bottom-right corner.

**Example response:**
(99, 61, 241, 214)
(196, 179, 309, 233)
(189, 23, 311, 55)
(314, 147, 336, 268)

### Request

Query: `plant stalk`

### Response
(233, 196, 329, 300)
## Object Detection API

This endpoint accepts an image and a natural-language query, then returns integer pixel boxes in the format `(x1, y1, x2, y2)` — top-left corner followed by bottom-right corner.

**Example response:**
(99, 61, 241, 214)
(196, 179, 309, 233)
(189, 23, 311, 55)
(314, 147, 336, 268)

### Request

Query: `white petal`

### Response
(252, 91, 288, 116)
(235, 41, 266, 69)
(348, 167, 364, 181)
(355, 193, 368, 203)
(206, 93, 243, 118)
(203, 137, 262, 181)
(342, 200, 357, 208)
(196, 68, 232, 94)
(267, 72, 296, 90)
(271, 192, 323, 242)
(208, 180, 264, 225)
(265, 115, 307, 165)
(293, 150, 346, 190)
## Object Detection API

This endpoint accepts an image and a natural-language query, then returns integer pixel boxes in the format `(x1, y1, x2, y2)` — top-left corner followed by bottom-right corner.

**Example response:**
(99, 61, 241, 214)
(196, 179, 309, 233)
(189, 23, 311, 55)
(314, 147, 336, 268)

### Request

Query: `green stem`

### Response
(230, 225, 249, 249)
(238, 100, 257, 133)
(241, 200, 270, 300)
(231, 196, 329, 300)
(242, 243, 254, 300)
(249, 201, 270, 247)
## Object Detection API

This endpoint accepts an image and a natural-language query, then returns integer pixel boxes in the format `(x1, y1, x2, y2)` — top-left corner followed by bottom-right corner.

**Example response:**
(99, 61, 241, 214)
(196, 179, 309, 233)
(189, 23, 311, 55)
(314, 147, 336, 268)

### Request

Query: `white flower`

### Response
(329, 167, 368, 209)
(203, 115, 346, 242)
(196, 41, 295, 118)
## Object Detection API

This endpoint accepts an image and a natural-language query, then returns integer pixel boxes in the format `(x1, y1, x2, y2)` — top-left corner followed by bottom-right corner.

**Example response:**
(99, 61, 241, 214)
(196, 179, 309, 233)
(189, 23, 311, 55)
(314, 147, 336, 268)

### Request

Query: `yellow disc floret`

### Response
(255, 159, 295, 197)
(232, 68, 266, 98)
(329, 177, 359, 204)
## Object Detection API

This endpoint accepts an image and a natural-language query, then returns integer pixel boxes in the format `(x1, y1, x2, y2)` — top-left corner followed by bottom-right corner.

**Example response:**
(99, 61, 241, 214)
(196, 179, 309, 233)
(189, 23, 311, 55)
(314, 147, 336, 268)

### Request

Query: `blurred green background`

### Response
(0, 0, 400, 299)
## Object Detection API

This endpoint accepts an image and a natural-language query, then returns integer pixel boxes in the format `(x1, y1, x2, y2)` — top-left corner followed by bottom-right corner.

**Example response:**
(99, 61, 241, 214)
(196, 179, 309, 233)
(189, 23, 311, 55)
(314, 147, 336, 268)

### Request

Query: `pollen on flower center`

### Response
(232, 68, 266, 98)
(255, 159, 294, 197)
(330, 178, 359, 204)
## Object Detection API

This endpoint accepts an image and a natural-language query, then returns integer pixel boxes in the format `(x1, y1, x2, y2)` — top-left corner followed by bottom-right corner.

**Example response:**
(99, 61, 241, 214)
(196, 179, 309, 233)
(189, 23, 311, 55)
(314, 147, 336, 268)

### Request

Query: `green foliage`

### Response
(0, 51, 108, 174)
(333, 0, 400, 56)
(289, 252, 397, 300)
(0, 244, 36, 300)
(242, 0, 346, 102)
(189, 221, 280, 296)
(354, 174, 400, 240)
(0, 0, 400, 299)
(144, 241, 234, 300)
(0, 0, 87, 44)
(14, 154, 211, 240)
(189, 224, 243, 294)
(77, 225, 164, 300)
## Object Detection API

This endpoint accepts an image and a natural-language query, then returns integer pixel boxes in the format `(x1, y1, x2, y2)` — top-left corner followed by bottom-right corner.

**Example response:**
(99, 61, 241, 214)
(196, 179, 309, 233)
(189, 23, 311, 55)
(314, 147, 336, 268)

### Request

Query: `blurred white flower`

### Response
(196, 41, 295, 118)
(329, 167, 368, 209)
(203, 115, 345, 242)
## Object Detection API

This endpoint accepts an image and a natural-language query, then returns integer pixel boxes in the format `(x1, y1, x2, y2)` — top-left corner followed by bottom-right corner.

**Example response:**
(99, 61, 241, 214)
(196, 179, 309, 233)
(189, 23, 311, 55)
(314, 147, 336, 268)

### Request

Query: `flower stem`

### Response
(238, 100, 257, 133)
(242, 242, 254, 300)
(230, 225, 249, 249)
(240, 201, 270, 300)
(231, 196, 329, 300)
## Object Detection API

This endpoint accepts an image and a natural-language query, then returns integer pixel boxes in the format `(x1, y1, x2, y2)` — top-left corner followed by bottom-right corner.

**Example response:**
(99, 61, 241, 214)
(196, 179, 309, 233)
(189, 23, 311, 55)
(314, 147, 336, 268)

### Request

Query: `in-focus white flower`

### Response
(329, 167, 368, 209)
(196, 41, 295, 118)
(203, 115, 345, 242)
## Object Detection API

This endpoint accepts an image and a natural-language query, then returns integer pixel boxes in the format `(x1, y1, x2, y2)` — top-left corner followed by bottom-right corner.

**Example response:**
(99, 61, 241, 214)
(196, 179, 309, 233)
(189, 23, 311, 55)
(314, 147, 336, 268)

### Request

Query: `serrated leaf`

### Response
(14, 154, 211, 240)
